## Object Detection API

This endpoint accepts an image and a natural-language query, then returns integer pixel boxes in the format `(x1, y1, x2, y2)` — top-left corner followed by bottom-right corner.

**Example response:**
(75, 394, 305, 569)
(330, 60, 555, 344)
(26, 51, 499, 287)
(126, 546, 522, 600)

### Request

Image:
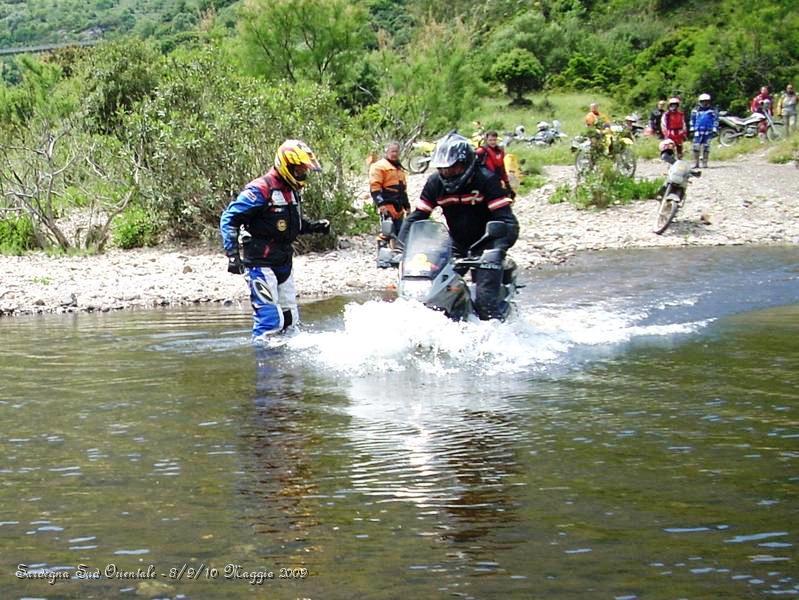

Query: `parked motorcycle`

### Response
(572, 124, 636, 178)
(718, 105, 783, 146)
(408, 140, 436, 174)
(502, 121, 568, 148)
(653, 159, 701, 235)
(397, 220, 519, 321)
(624, 113, 646, 138)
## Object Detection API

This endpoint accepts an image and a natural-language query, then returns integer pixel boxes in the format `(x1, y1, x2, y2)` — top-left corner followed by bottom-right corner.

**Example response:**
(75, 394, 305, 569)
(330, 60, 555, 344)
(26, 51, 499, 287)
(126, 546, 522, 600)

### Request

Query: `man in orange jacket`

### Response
(369, 141, 410, 250)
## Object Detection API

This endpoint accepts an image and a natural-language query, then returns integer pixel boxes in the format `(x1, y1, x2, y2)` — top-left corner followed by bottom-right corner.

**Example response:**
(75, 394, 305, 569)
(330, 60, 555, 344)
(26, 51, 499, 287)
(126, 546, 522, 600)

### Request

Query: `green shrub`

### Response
(767, 137, 799, 164)
(112, 206, 159, 249)
(552, 164, 663, 209)
(0, 213, 37, 254)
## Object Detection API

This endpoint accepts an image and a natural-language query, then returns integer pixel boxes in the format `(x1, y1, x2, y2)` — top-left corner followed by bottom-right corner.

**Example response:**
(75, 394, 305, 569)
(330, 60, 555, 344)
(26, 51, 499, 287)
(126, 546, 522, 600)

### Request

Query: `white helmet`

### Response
(536, 121, 549, 131)
(698, 93, 711, 102)
(515, 125, 526, 137)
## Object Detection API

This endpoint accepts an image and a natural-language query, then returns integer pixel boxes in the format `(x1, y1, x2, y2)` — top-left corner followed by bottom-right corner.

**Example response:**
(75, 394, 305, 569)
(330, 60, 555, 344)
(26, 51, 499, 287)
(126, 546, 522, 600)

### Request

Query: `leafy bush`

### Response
(767, 137, 799, 164)
(551, 164, 663, 209)
(112, 205, 159, 249)
(0, 213, 37, 254)
(122, 46, 356, 240)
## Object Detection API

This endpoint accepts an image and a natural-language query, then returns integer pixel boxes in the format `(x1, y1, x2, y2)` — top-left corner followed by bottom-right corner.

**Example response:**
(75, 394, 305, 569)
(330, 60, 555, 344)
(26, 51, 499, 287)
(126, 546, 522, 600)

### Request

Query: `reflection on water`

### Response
(0, 246, 798, 599)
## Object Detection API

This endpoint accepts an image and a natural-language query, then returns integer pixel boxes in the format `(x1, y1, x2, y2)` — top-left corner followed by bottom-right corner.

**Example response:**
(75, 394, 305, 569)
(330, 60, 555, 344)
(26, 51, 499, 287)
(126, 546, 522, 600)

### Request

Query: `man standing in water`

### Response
(399, 132, 519, 320)
(220, 140, 328, 338)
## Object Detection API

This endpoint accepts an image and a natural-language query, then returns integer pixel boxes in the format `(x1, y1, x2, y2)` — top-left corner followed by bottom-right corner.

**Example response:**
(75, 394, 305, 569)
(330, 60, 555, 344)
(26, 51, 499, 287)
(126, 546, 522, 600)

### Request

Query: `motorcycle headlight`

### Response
(399, 278, 433, 302)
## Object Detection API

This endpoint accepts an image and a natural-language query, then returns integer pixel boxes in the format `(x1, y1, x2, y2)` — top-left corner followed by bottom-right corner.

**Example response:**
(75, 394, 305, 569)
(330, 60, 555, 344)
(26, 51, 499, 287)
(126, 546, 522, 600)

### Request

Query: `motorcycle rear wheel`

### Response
(654, 192, 680, 235)
(718, 128, 738, 147)
(408, 154, 430, 174)
(615, 146, 637, 177)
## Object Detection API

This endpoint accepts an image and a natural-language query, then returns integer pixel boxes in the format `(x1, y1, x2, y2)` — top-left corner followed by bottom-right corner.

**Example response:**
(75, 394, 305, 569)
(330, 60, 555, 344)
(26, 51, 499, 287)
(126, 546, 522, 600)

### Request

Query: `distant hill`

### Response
(0, 0, 239, 50)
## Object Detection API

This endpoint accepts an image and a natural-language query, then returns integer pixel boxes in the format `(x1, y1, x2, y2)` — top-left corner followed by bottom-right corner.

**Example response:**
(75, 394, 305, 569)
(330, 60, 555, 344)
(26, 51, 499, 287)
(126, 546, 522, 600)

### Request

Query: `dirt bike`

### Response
(653, 159, 701, 235)
(502, 121, 568, 148)
(397, 220, 519, 321)
(408, 140, 436, 174)
(718, 109, 783, 146)
(572, 124, 636, 178)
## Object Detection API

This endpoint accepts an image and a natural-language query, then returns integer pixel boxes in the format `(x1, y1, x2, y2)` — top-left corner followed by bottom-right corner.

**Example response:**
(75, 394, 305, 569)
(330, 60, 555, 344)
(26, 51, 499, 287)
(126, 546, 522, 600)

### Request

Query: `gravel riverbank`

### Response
(1, 152, 797, 318)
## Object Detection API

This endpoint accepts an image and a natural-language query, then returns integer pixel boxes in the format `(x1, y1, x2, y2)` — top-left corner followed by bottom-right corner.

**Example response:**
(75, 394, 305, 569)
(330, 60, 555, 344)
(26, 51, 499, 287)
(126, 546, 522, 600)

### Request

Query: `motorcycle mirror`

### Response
(485, 221, 508, 239)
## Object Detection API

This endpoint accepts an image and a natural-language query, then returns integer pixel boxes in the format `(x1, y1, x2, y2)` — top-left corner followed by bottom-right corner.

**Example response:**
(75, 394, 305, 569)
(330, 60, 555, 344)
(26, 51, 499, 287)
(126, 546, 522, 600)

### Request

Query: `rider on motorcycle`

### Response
(690, 93, 718, 168)
(661, 97, 687, 159)
(398, 132, 519, 321)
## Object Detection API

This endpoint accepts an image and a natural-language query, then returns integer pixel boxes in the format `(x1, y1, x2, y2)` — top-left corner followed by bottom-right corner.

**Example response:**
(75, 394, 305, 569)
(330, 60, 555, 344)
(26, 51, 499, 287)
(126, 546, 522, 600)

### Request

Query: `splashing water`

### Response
(263, 297, 711, 377)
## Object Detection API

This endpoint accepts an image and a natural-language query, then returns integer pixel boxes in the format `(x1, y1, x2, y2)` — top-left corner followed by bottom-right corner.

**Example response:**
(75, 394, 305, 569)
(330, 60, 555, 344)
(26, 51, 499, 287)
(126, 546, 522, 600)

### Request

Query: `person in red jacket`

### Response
(750, 86, 772, 141)
(475, 131, 515, 199)
(661, 97, 687, 159)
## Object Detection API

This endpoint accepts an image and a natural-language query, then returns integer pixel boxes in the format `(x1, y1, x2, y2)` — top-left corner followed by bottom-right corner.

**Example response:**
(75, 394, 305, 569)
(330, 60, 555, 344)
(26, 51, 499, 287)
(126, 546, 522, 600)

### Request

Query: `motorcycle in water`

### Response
(718, 104, 783, 146)
(653, 158, 701, 235)
(397, 220, 519, 321)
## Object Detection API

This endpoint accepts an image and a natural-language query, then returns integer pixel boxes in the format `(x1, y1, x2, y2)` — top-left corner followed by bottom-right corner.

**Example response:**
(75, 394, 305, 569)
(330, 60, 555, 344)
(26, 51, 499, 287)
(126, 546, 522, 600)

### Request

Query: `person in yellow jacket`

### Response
(369, 141, 410, 250)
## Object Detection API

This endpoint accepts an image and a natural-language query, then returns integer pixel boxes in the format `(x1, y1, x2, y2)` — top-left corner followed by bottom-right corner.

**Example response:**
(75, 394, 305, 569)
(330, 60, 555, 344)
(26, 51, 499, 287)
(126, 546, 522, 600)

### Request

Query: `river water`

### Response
(1, 246, 798, 600)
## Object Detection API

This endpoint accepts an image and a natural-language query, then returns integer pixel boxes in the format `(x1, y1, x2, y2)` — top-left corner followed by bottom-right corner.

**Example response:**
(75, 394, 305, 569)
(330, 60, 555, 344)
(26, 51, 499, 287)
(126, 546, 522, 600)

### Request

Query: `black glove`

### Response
(226, 252, 244, 274)
(508, 188, 517, 199)
(402, 198, 411, 211)
(309, 219, 330, 235)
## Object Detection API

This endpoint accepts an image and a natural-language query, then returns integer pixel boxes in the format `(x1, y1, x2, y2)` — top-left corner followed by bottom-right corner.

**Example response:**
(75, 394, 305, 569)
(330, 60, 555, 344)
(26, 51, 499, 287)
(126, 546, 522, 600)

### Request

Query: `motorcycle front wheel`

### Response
(615, 146, 637, 177)
(408, 155, 430, 174)
(654, 191, 680, 235)
(766, 123, 784, 142)
(718, 128, 738, 147)
(574, 148, 593, 178)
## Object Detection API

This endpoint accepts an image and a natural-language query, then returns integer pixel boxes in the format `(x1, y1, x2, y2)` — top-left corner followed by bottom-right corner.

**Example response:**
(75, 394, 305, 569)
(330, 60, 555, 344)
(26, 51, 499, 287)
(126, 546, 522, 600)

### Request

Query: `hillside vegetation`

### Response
(0, 0, 796, 253)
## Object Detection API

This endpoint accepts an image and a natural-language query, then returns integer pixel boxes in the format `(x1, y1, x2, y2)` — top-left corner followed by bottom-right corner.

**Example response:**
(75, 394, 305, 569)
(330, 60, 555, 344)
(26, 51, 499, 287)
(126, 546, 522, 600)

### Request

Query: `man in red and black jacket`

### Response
(399, 132, 519, 320)
(476, 130, 515, 199)
(220, 140, 328, 338)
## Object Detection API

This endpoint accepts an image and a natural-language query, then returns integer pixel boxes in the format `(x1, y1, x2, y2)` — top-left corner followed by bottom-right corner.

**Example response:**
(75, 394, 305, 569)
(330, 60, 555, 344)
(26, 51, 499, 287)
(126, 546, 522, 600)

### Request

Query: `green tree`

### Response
(491, 48, 544, 105)
(122, 46, 355, 241)
(236, 0, 373, 93)
(73, 38, 163, 136)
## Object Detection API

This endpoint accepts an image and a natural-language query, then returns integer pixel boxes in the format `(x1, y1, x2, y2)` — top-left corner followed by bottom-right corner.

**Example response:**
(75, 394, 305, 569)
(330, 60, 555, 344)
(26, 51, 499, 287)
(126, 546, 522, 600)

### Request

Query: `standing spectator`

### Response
(750, 86, 772, 142)
(649, 100, 666, 138)
(661, 97, 687, 159)
(777, 84, 797, 137)
(690, 93, 718, 168)
(369, 141, 409, 252)
(476, 131, 515, 199)
(584, 102, 609, 128)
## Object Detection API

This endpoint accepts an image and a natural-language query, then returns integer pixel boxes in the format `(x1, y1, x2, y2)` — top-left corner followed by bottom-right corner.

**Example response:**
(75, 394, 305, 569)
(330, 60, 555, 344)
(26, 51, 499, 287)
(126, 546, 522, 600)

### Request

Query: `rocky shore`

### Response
(1, 152, 797, 318)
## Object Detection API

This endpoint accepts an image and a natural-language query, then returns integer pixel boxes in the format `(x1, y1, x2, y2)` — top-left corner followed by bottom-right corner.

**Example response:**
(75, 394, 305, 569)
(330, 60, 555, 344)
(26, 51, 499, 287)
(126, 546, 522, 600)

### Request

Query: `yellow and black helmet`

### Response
(275, 140, 321, 189)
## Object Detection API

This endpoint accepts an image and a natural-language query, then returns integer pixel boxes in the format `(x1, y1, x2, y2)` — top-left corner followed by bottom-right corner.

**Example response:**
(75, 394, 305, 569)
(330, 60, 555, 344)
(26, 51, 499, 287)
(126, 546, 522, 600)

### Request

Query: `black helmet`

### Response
(431, 132, 476, 192)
